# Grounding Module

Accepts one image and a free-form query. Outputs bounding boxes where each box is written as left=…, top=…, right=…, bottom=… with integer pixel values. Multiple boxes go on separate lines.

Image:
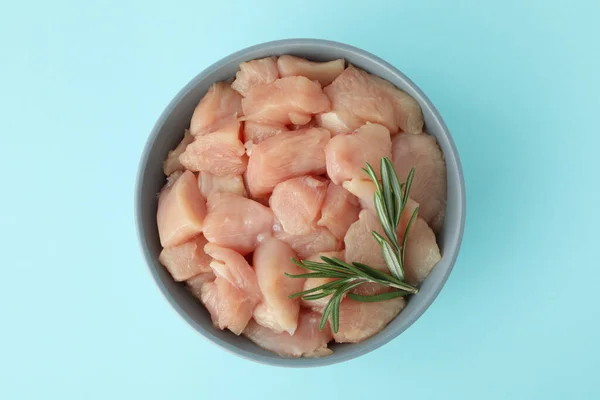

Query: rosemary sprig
left=363, top=158, right=419, bottom=281
left=287, top=157, right=420, bottom=333
left=286, top=256, right=418, bottom=332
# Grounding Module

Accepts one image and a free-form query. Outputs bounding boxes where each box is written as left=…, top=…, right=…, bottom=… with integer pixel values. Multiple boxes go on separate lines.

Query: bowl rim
left=135, top=38, right=466, bottom=367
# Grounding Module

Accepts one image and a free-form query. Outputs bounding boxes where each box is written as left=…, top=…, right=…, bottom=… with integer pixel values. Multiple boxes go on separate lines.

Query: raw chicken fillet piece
left=203, top=192, right=273, bottom=255
left=392, top=133, right=447, bottom=233
left=242, top=76, right=330, bottom=125
left=253, top=238, right=305, bottom=334
left=186, top=271, right=216, bottom=300
left=340, top=207, right=390, bottom=297
left=231, top=57, right=279, bottom=97
left=243, top=310, right=333, bottom=358
left=333, top=297, right=406, bottom=343
left=325, top=123, right=392, bottom=185
left=201, top=278, right=255, bottom=336
left=189, top=82, right=243, bottom=135
left=270, top=176, right=328, bottom=235
left=199, top=244, right=261, bottom=335
left=246, top=128, right=330, bottom=197
left=179, top=121, right=247, bottom=176
left=274, top=222, right=342, bottom=259
left=342, top=179, right=377, bottom=214
left=277, top=55, right=345, bottom=87
left=396, top=200, right=442, bottom=285
left=204, top=243, right=261, bottom=301
left=317, top=183, right=361, bottom=240
left=322, top=65, right=423, bottom=134
left=345, top=199, right=441, bottom=286
left=344, top=210, right=388, bottom=271
left=315, top=111, right=353, bottom=136
left=158, top=235, right=212, bottom=281
left=156, top=170, right=207, bottom=247
left=163, top=130, right=194, bottom=176
left=243, top=121, right=289, bottom=144
left=198, top=171, right=247, bottom=198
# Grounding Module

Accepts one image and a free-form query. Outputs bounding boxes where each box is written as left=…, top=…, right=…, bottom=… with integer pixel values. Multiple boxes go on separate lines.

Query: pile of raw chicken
left=156, top=55, right=447, bottom=358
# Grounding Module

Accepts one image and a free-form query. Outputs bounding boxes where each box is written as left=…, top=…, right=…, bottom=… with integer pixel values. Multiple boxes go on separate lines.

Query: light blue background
left=1, top=1, right=599, bottom=399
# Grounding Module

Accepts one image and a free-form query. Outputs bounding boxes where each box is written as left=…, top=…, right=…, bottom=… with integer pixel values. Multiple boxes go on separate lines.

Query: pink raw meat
left=246, top=128, right=330, bottom=197
left=290, top=118, right=319, bottom=131
left=270, top=176, right=328, bottom=235
left=396, top=199, right=442, bottom=285
left=204, top=243, right=261, bottom=301
left=322, top=65, right=423, bottom=134
left=392, top=133, right=447, bottom=232
left=197, top=171, right=247, bottom=198
left=344, top=210, right=388, bottom=272
left=189, top=82, right=243, bottom=135
left=243, top=310, right=333, bottom=358
left=243, top=121, right=289, bottom=144
left=203, top=192, right=273, bottom=255
left=252, top=238, right=305, bottom=334
left=242, top=76, right=330, bottom=125
left=186, top=271, right=216, bottom=300
left=158, top=235, right=212, bottom=281
left=333, top=297, right=406, bottom=343
left=201, top=278, right=255, bottom=336
left=317, top=183, right=361, bottom=240
left=179, top=121, right=247, bottom=176
left=342, top=179, right=377, bottom=214
left=156, top=170, right=207, bottom=247
left=199, top=243, right=261, bottom=335
left=231, top=57, right=279, bottom=97
left=315, top=111, right=354, bottom=135
left=274, top=222, right=342, bottom=259
left=277, top=56, right=345, bottom=87
left=325, top=123, right=392, bottom=185
left=163, top=130, right=194, bottom=176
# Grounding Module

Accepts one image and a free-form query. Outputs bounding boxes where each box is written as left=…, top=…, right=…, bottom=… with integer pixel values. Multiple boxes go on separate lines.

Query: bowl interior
left=136, top=39, right=465, bottom=367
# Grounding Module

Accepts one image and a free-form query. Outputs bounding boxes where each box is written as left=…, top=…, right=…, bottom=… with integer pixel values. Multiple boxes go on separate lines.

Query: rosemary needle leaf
left=350, top=262, right=419, bottom=293
left=351, top=262, right=404, bottom=285
left=319, top=297, right=335, bottom=330
left=348, top=290, right=409, bottom=302
left=292, top=263, right=349, bottom=275
left=320, top=257, right=362, bottom=273
left=291, top=258, right=349, bottom=275
left=284, top=272, right=347, bottom=279
left=362, top=163, right=382, bottom=192
left=331, top=294, right=341, bottom=333
left=374, top=193, right=397, bottom=248
left=401, top=206, right=419, bottom=267
left=386, top=159, right=404, bottom=226
left=402, top=167, right=416, bottom=207
left=319, top=256, right=352, bottom=269
left=380, top=158, right=395, bottom=219
left=302, top=292, right=334, bottom=301
left=329, top=280, right=366, bottom=332
left=286, top=279, right=346, bottom=299
left=380, top=238, right=404, bottom=281
left=321, top=257, right=374, bottom=281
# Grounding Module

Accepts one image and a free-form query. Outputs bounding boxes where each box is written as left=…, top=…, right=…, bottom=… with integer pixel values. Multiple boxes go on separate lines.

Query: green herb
left=363, top=158, right=419, bottom=281
left=287, top=157, right=419, bottom=333
left=287, top=256, right=418, bottom=332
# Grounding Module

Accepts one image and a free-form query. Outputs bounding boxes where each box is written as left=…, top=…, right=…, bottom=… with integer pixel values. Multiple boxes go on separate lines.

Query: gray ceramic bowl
left=135, top=39, right=465, bottom=367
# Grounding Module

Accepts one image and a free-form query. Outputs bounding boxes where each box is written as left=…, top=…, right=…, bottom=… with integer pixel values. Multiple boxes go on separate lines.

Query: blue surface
left=1, top=1, right=599, bottom=399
